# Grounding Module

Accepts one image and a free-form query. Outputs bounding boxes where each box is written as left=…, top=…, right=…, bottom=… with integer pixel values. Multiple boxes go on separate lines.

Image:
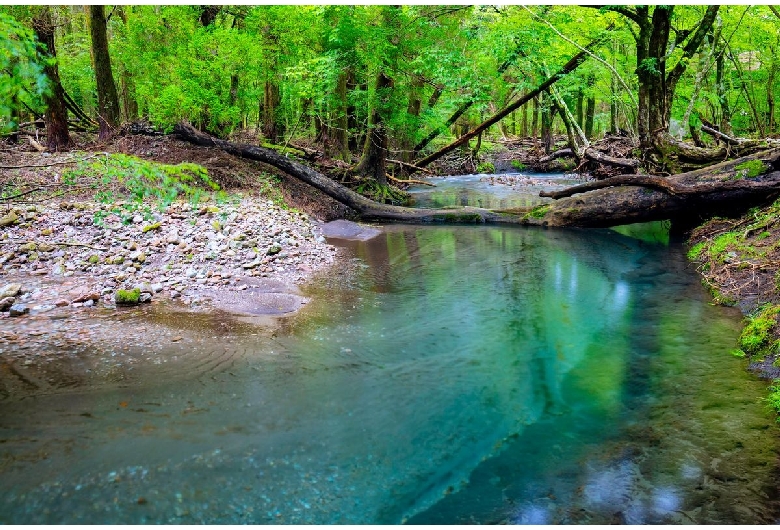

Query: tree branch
left=666, top=5, right=720, bottom=91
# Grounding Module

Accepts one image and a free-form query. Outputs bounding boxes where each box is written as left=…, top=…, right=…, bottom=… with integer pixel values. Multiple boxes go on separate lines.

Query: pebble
left=0, top=196, right=337, bottom=312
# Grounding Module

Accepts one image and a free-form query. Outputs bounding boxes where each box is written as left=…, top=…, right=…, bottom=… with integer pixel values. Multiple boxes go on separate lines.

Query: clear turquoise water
left=1, top=223, right=779, bottom=524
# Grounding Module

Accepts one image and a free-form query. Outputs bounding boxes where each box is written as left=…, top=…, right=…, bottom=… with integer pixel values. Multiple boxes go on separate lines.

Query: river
left=1, top=173, right=779, bottom=524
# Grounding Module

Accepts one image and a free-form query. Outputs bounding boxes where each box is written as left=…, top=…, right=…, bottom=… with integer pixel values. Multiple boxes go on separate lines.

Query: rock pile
left=0, top=196, right=338, bottom=315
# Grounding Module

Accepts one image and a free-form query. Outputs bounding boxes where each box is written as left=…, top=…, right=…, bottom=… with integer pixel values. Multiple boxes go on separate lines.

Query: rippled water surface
left=1, top=196, right=780, bottom=523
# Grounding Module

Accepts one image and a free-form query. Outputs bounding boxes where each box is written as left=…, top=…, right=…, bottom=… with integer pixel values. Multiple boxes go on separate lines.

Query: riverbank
left=686, top=198, right=780, bottom=409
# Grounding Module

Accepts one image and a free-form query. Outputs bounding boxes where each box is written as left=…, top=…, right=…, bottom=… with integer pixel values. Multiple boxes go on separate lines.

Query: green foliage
left=476, top=161, right=496, bottom=174
left=0, top=12, right=50, bottom=131
left=510, top=160, right=526, bottom=171
left=62, top=154, right=221, bottom=218
left=765, top=381, right=780, bottom=417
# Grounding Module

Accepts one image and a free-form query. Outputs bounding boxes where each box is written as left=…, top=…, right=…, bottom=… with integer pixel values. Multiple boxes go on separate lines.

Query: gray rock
left=139, top=293, right=153, bottom=303
left=151, top=283, right=164, bottom=293
left=0, top=283, right=22, bottom=298
left=135, top=283, right=153, bottom=294
left=9, top=304, right=29, bottom=317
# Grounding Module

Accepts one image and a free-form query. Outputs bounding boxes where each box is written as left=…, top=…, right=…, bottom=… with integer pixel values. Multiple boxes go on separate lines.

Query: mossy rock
left=0, top=211, right=19, bottom=227
left=115, top=288, right=141, bottom=305
left=739, top=304, right=780, bottom=360
left=141, top=222, right=161, bottom=233
left=88, top=255, right=100, bottom=264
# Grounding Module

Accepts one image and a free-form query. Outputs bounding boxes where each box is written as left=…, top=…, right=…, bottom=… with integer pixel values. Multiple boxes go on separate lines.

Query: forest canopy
left=1, top=5, right=779, bottom=170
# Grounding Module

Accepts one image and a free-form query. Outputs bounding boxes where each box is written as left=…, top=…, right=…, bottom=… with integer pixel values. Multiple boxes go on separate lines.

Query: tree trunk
left=576, top=88, right=584, bottom=129
left=89, top=5, right=120, bottom=140
left=263, top=81, right=283, bottom=143
left=532, top=96, right=539, bottom=149
left=354, top=72, right=393, bottom=186
left=610, top=73, right=618, bottom=134
left=538, top=149, right=780, bottom=227
left=541, top=95, right=554, bottom=155
left=403, top=76, right=424, bottom=163
left=333, top=69, right=350, bottom=162
left=715, top=46, right=733, bottom=136
left=32, top=7, right=70, bottom=151
left=585, top=91, right=596, bottom=139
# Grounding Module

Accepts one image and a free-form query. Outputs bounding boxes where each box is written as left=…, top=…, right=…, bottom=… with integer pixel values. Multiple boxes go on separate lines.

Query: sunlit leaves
left=0, top=12, right=49, bottom=130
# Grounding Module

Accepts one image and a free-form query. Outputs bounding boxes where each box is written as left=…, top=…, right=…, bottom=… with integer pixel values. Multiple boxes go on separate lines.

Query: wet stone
left=8, top=304, right=29, bottom=317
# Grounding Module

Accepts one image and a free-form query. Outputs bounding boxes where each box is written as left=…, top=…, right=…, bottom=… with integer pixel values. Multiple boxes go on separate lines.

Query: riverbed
left=1, top=174, right=778, bottom=524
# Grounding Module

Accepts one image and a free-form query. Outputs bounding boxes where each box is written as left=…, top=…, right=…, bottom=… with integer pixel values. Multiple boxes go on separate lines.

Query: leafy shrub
left=64, top=153, right=221, bottom=210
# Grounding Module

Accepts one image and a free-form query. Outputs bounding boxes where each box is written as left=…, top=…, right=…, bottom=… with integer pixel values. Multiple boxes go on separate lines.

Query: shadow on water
left=1, top=210, right=779, bottom=523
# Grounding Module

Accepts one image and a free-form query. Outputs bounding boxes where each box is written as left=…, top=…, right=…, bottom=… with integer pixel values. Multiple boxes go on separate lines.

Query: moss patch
left=736, top=304, right=780, bottom=360
left=734, top=160, right=769, bottom=179
left=522, top=204, right=551, bottom=221
left=115, top=288, right=141, bottom=305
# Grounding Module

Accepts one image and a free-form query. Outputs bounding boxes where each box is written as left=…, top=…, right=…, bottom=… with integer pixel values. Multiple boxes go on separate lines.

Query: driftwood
left=387, top=175, right=435, bottom=187
left=539, top=146, right=639, bottom=169
left=174, top=122, right=780, bottom=229
left=174, top=122, right=506, bottom=223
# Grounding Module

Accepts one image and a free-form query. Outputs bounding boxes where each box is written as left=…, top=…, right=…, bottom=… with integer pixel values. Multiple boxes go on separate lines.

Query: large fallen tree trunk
left=535, top=149, right=780, bottom=227
left=174, top=122, right=780, bottom=229
left=173, top=122, right=515, bottom=224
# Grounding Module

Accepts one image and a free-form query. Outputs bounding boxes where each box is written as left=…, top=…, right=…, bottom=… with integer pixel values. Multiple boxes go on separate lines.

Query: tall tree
left=88, top=4, right=120, bottom=139
left=599, top=5, right=720, bottom=150
left=32, top=7, right=70, bottom=150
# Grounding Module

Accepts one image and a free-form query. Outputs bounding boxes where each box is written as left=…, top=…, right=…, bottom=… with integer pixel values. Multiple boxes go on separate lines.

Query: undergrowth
left=687, top=199, right=780, bottom=418
left=64, top=153, right=221, bottom=207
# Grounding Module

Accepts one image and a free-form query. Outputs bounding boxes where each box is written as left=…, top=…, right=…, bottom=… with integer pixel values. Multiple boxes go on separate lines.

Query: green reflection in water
left=0, top=225, right=778, bottom=524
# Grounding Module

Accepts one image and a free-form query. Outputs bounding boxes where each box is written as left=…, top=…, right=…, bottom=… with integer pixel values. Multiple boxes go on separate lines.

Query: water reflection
left=1, top=224, right=779, bottom=524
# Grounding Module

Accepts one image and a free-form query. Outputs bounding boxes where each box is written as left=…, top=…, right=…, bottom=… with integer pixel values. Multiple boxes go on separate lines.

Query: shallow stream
left=1, top=174, right=779, bottom=524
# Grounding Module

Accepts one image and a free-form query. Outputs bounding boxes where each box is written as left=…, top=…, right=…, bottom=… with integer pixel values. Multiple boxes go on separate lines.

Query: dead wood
left=175, top=122, right=780, bottom=229
left=538, top=149, right=780, bottom=227
left=387, top=174, right=435, bottom=187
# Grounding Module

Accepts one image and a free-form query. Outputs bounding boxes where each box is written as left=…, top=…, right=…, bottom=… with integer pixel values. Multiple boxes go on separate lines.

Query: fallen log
left=539, top=147, right=639, bottom=170
left=536, top=149, right=780, bottom=227
left=174, top=122, right=512, bottom=224
left=174, top=122, right=780, bottom=229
